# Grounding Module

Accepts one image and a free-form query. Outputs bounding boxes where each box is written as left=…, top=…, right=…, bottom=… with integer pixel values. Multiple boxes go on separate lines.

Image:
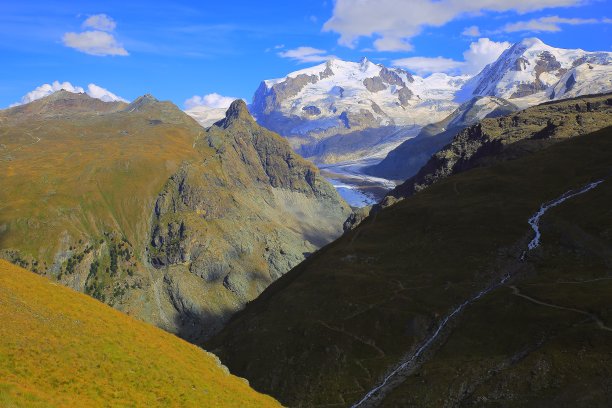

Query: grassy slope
left=0, top=259, right=280, bottom=407
left=382, top=168, right=612, bottom=406
left=0, top=110, right=202, bottom=261
left=209, top=126, right=612, bottom=407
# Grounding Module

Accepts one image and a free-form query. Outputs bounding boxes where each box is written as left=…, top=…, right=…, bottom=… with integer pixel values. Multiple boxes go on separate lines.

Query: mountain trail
left=510, top=285, right=612, bottom=332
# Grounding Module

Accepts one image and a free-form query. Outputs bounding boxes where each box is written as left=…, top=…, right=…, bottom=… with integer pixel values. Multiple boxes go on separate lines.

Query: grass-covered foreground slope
left=209, top=126, right=612, bottom=407
left=0, top=259, right=280, bottom=407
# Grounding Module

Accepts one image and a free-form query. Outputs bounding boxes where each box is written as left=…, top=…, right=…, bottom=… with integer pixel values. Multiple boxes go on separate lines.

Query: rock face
left=208, top=122, right=612, bottom=407
left=367, top=96, right=519, bottom=181
left=0, top=93, right=349, bottom=341
left=386, top=93, right=612, bottom=203
left=149, top=100, right=351, bottom=339
left=251, top=58, right=469, bottom=164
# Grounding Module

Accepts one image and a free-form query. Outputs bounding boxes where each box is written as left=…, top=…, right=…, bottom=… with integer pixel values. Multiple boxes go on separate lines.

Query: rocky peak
left=213, top=99, right=254, bottom=129
left=124, top=94, right=159, bottom=112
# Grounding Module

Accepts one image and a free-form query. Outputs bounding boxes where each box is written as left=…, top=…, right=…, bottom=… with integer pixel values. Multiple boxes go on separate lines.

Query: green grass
left=0, top=259, right=280, bottom=407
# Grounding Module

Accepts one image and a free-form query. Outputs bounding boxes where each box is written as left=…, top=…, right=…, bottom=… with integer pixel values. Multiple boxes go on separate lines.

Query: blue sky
left=0, top=0, right=610, bottom=108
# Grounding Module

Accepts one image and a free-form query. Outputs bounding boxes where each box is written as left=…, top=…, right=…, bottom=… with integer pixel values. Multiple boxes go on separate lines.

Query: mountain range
left=246, top=38, right=611, bottom=167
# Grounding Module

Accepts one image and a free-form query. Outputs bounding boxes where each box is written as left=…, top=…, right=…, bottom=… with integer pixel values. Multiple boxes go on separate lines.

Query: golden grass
left=0, top=112, right=207, bottom=262
left=0, top=259, right=280, bottom=407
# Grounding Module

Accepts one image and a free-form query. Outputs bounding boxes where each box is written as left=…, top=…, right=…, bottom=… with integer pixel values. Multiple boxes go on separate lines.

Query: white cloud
left=10, top=81, right=127, bottom=107
left=63, top=31, right=128, bottom=56
left=392, top=38, right=510, bottom=75
left=392, top=56, right=464, bottom=75
left=462, top=37, right=511, bottom=74
left=85, top=83, right=127, bottom=102
left=63, top=14, right=128, bottom=56
left=184, top=93, right=239, bottom=110
left=502, top=15, right=603, bottom=32
left=323, top=0, right=585, bottom=51
left=277, top=46, right=336, bottom=63
left=462, top=25, right=481, bottom=37
left=82, top=14, right=117, bottom=32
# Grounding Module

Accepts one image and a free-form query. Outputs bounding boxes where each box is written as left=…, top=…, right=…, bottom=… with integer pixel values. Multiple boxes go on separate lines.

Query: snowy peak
left=463, top=37, right=612, bottom=105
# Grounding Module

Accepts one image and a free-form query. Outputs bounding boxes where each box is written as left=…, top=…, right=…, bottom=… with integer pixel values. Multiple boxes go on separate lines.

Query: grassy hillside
left=209, top=126, right=612, bottom=406
left=0, top=93, right=348, bottom=340
left=0, top=259, right=280, bottom=407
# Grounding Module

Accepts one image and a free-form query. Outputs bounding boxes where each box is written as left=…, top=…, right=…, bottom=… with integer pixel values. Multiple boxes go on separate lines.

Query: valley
left=2, top=17, right=612, bottom=407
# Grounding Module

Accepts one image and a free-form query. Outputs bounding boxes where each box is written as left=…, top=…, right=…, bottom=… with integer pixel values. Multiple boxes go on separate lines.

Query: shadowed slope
left=209, top=126, right=612, bottom=407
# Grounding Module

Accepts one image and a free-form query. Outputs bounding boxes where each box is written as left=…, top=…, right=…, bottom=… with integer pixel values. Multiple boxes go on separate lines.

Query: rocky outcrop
left=148, top=100, right=351, bottom=340
left=363, top=76, right=387, bottom=93
left=386, top=93, right=612, bottom=203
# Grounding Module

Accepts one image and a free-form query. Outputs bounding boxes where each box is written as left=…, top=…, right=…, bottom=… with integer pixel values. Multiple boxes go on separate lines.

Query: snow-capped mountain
left=251, top=58, right=469, bottom=163
left=251, top=39, right=611, bottom=165
left=459, top=38, right=612, bottom=107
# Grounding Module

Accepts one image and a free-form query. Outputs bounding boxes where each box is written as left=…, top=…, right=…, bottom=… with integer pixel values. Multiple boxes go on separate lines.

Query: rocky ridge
left=366, top=96, right=520, bottom=181
left=385, top=93, right=612, bottom=205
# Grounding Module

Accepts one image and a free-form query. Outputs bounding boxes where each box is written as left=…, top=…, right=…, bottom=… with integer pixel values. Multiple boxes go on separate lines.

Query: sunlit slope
left=0, top=260, right=280, bottom=407
left=0, top=93, right=201, bottom=262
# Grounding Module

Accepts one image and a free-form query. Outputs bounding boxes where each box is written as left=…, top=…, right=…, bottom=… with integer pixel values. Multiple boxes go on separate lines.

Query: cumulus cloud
left=10, top=81, right=127, bottom=107
left=462, top=26, right=481, bottom=37
left=392, top=38, right=510, bottom=76
left=277, top=46, right=336, bottom=63
left=323, top=0, right=585, bottom=51
left=502, top=15, right=604, bottom=32
left=82, top=14, right=117, bottom=32
left=461, top=38, right=511, bottom=74
left=63, top=14, right=128, bottom=56
left=184, top=93, right=239, bottom=110
left=63, top=31, right=128, bottom=56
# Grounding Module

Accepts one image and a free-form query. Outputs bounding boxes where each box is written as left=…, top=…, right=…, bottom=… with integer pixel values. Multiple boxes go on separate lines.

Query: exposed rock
left=302, top=105, right=322, bottom=116
left=363, top=76, right=387, bottom=93
left=397, top=87, right=413, bottom=107
left=380, top=66, right=407, bottom=87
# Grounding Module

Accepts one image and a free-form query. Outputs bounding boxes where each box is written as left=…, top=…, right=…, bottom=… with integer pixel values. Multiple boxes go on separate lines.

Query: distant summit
left=460, top=37, right=612, bottom=106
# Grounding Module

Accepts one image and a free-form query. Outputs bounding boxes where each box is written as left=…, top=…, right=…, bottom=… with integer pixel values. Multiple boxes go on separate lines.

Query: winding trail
left=351, top=179, right=605, bottom=408
left=509, top=285, right=612, bottom=332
